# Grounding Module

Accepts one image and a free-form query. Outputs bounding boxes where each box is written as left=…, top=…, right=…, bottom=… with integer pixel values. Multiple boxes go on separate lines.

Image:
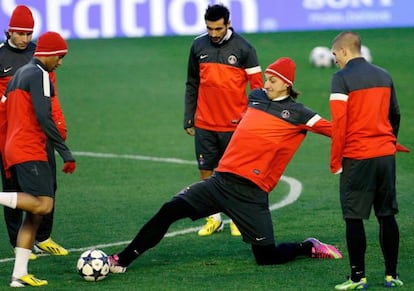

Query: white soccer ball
left=309, top=46, right=334, bottom=68
left=77, top=249, right=110, bottom=282
left=361, top=45, right=372, bottom=63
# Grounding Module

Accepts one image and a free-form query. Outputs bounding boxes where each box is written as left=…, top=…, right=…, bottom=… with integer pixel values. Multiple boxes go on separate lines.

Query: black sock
left=300, top=241, right=313, bottom=256
left=378, top=215, right=399, bottom=277
left=252, top=242, right=308, bottom=265
left=117, top=197, right=197, bottom=267
left=346, top=218, right=366, bottom=281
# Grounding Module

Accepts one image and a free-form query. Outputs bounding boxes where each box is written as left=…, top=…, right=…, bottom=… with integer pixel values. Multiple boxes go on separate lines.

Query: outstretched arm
left=302, top=114, right=332, bottom=137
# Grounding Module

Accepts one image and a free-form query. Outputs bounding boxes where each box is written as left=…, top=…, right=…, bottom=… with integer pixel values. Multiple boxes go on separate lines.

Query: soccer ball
left=309, top=46, right=334, bottom=68
left=361, top=45, right=372, bottom=63
left=77, top=249, right=110, bottom=282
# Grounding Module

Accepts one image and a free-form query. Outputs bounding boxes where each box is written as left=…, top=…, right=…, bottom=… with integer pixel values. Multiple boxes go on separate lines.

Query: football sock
left=13, top=247, right=31, bottom=278
left=345, top=218, right=366, bottom=281
left=252, top=242, right=308, bottom=265
left=119, top=197, right=197, bottom=266
left=378, top=215, right=399, bottom=277
left=0, top=192, right=17, bottom=209
left=300, top=241, right=314, bottom=256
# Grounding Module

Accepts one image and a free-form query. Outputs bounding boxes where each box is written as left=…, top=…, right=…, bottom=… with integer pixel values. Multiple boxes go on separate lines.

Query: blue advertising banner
left=0, top=0, right=413, bottom=39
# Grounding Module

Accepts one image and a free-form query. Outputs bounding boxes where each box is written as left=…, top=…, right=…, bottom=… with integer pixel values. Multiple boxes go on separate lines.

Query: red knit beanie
left=34, top=31, right=68, bottom=57
left=8, top=5, right=34, bottom=33
left=265, top=57, right=296, bottom=86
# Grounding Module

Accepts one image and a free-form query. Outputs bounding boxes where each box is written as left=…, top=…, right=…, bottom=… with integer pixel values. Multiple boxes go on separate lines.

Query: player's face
left=264, top=74, right=289, bottom=99
left=42, top=55, right=65, bottom=72
left=9, top=31, right=33, bottom=50
left=331, top=45, right=346, bottom=68
left=206, top=18, right=230, bottom=44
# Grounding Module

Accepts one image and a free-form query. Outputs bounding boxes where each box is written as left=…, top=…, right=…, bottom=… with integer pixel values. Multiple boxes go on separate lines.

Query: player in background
left=329, top=31, right=406, bottom=290
left=0, top=5, right=69, bottom=260
left=0, top=31, right=76, bottom=287
left=108, top=57, right=342, bottom=276
left=184, top=4, right=263, bottom=237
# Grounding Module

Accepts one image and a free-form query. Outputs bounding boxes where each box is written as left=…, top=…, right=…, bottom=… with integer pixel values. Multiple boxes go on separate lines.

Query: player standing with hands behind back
left=329, top=31, right=405, bottom=290
left=184, top=4, right=263, bottom=236
left=0, top=31, right=76, bottom=287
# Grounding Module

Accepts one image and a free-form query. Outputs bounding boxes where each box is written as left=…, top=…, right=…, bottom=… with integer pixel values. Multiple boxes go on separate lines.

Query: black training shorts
left=194, top=128, right=233, bottom=171
left=11, top=161, right=54, bottom=197
left=340, top=155, right=398, bottom=219
left=177, top=172, right=275, bottom=245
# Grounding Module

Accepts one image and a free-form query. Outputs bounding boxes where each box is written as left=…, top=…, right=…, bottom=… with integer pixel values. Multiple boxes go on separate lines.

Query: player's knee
left=32, top=206, right=52, bottom=215
left=32, top=198, right=54, bottom=215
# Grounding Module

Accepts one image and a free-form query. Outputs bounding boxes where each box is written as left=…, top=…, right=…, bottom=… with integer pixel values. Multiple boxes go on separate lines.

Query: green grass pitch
left=0, top=27, right=412, bottom=290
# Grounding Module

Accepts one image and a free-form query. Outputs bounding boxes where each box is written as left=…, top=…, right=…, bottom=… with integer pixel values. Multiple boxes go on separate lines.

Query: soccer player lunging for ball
left=108, top=57, right=342, bottom=275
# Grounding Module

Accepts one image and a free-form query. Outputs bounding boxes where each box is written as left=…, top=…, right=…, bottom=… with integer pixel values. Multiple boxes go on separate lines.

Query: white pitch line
left=73, top=151, right=197, bottom=165
left=0, top=151, right=302, bottom=263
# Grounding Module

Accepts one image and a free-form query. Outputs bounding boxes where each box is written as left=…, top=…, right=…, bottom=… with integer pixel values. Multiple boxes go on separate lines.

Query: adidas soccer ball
left=361, top=45, right=372, bottom=63
left=77, top=249, right=110, bottom=282
left=309, top=46, right=334, bottom=68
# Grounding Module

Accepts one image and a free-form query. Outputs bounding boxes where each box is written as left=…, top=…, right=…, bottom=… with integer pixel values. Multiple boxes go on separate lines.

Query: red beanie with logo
left=265, top=57, right=296, bottom=86
left=8, top=5, right=34, bottom=33
left=34, top=31, right=68, bottom=57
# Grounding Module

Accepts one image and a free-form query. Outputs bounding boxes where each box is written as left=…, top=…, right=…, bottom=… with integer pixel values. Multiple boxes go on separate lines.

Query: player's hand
left=62, top=161, right=76, bottom=174
left=396, top=143, right=410, bottom=153
left=185, top=127, right=195, bottom=136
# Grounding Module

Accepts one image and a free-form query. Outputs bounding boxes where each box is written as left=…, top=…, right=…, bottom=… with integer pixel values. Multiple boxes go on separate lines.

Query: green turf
left=0, top=27, right=412, bottom=290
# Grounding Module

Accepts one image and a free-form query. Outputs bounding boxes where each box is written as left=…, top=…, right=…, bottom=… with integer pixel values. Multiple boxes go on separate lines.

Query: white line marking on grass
left=73, top=151, right=197, bottom=165
left=0, top=151, right=302, bottom=263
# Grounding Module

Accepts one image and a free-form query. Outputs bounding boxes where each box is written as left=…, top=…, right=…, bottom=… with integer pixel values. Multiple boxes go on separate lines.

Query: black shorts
left=0, top=154, right=19, bottom=191
left=11, top=161, right=54, bottom=197
left=194, top=128, right=233, bottom=170
left=176, top=172, right=274, bottom=245
left=340, top=156, right=398, bottom=219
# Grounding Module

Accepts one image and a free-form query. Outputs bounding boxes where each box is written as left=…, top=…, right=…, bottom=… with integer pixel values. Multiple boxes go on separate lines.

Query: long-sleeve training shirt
left=0, top=40, right=35, bottom=95
left=217, top=88, right=331, bottom=193
left=0, top=41, right=67, bottom=170
left=2, top=58, right=73, bottom=168
left=329, top=57, right=400, bottom=173
left=184, top=28, right=263, bottom=132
